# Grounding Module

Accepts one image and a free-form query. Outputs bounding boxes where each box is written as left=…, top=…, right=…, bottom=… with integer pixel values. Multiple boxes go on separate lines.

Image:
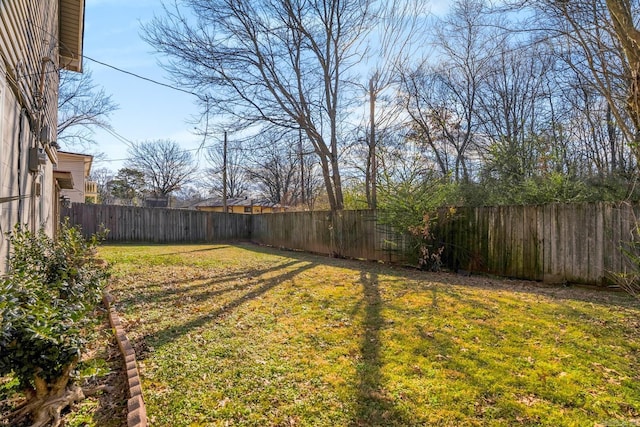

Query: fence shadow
left=117, top=259, right=303, bottom=309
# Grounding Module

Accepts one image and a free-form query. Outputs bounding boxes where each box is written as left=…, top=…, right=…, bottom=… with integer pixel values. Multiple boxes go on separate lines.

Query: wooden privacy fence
left=62, top=204, right=251, bottom=243
left=63, top=202, right=640, bottom=285
left=434, top=202, right=639, bottom=284
left=251, top=210, right=407, bottom=262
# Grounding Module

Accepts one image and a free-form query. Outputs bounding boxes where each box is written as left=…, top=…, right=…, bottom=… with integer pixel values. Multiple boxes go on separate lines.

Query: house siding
left=56, top=152, right=89, bottom=204
left=196, top=205, right=277, bottom=214
left=0, top=1, right=63, bottom=271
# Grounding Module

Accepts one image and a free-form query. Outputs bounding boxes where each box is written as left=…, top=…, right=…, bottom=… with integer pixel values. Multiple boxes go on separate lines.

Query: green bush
left=378, top=178, right=455, bottom=269
left=0, top=221, right=108, bottom=398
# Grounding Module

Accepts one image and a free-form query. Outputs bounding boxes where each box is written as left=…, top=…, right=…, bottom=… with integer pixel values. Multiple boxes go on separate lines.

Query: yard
left=101, top=243, right=640, bottom=426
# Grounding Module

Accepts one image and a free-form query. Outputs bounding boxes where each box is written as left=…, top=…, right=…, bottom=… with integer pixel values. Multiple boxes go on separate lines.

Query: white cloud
left=430, top=0, right=451, bottom=16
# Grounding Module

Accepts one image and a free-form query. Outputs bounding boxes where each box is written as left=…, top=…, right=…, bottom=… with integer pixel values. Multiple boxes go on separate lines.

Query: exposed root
left=7, top=382, right=112, bottom=427
left=82, top=384, right=114, bottom=397
left=7, top=384, right=85, bottom=427
left=2, top=396, right=28, bottom=412
left=27, top=385, right=85, bottom=427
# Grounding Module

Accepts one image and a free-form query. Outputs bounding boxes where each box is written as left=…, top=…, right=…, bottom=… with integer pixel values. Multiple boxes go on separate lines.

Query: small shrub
left=0, top=221, right=108, bottom=426
left=408, top=212, right=447, bottom=271
left=378, top=178, right=455, bottom=270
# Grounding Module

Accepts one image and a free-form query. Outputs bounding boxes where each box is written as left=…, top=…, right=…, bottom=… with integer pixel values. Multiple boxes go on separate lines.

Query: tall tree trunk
left=331, top=152, right=344, bottom=210
left=606, top=0, right=640, bottom=161
left=369, top=75, right=378, bottom=209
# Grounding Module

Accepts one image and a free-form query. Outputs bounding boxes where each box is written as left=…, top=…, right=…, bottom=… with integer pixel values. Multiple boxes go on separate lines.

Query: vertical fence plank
left=603, top=203, right=615, bottom=279
left=514, top=206, right=524, bottom=279
left=502, top=206, right=512, bottom=277
left=570, top=204, right=583, bottom=282
left=592, top=202, right=604, bottom=284
left=537, top=204, right=547, bottom=282
left=522, top=206, right=533, bottom=280
left=612, top=203, right=623, bottom=275
left=548, top=204, right=557, bottom=281
left=490, top=206, right=499, bottom=275
left=619, top=203, right=636, bottom=274
left=556, top=204, right=567, bottom=282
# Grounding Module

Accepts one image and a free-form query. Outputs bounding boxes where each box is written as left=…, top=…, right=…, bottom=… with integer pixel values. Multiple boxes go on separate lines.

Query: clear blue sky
left=82, top=0, right=450, bottom=174
left=83, top=0, right=203, bottom=172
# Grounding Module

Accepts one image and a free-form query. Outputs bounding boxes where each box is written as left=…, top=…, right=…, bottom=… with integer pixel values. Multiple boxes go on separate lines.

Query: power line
left=69, top=55, right=213, bottom=163
left=102, top=127, right=137, bottom=147
left=82, top=55, right=203, bottom=99
left=25, top=16, right=203, bottom=99
left=23, top=18, right=218, bottom=166
left=93, top=141, right=219, bottom=164
left=24, top=17, right=201, bottom=99
left=55, top=43, right=292, bottom=165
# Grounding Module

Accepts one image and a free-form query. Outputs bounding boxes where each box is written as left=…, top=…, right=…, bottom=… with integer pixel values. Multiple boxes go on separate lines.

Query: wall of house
left=198, top=206, right=245, bottom=214
left=196, top=206, right=224, bottom=213
left=197, top=205, right=276, bottom=214
left=57, top=154, right=87, bottom=203
left=0, top=1, right=60, bottom=271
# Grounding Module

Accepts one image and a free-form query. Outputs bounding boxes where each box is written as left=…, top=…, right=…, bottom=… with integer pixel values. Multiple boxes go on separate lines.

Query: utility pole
left=222, top=131, right=228, bottom=213
left=369, top=74, right=378, bottom=210
left=299, top=128, right=305, bottom=207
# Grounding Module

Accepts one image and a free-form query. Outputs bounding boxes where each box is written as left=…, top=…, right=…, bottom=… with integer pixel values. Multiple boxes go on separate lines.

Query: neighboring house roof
left=59, top=0, right=85, bottom=72
left=56, top=151, right=93, bottom=176
left=193, top=198, right=282, bottom=209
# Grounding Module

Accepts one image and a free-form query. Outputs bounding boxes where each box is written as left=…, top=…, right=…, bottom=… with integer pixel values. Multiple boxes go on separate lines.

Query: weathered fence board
left=62, top=204, right=251, bottom=243
left=432, top=202, right=640, bottom=284
left=63, top=202, right=640, bottom=285
left=251, top=210, right=404, bottom=262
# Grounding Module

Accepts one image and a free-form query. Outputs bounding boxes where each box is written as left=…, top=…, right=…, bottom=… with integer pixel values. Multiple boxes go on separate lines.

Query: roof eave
left=59, top=0, right=85, bottom=73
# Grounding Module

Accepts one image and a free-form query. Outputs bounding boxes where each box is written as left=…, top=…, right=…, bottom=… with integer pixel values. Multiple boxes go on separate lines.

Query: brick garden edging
left=103, top=293, right=148, bottom=427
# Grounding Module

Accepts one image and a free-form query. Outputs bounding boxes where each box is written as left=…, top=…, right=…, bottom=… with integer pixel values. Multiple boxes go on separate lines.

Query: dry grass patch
left=101, top=243, right=640, bottom=426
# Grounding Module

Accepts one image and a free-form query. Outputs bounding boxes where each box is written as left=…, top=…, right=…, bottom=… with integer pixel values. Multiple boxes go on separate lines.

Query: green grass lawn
left=101, top=243, right=640, bottom=426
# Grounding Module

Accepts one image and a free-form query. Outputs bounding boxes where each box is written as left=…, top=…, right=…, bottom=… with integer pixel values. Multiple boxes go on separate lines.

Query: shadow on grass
left=241, top=243, right=640, bottom=309
left=118, top=259, right=303, bottom=310
left=352, top=270, right=409, bottom=427
left=154, top=246, right=233, bottom=257
left=106, top=243, right=640, bottom=424
left=137, top=259, right=316, bottom=351
left=108, top=241, right=640, bottom=309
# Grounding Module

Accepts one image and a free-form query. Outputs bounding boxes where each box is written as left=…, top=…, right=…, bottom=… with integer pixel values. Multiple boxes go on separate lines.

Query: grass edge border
left=103, top=292, right=148, bottom=427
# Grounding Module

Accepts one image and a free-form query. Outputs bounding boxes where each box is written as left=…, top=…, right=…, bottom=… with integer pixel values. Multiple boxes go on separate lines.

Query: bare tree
left=245, top=131, right=302, bottom=206
left=400, top=0, right=506, bottom=183
left=474, top=41, right=557, bottom=183
left=109, top=168, right=147, bottom=206
left=561, top=77, right=634, bottom=176
left=89, top=167, right=115, bottom=204
left=400, top=68, right=458, bottom=178
left=57, top=69, right=118, bottom=149
left=604, top=0, right=640, bottom=146
left=359, top=0, right=428, bottom=209
left=142, top=0, right=386, bottom=211
left=125, top=139, right=197, bottom=199
left=511, top=0, right=640, bottom=163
